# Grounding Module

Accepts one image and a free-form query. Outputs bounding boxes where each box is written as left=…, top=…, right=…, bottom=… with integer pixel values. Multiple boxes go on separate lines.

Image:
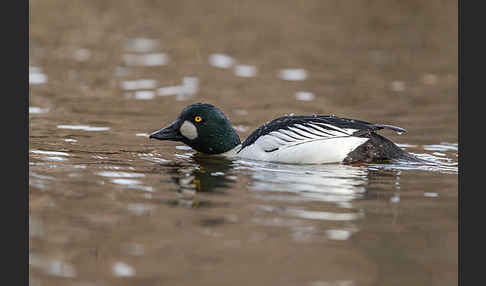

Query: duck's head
left=149, top=103, right=241, bottom=154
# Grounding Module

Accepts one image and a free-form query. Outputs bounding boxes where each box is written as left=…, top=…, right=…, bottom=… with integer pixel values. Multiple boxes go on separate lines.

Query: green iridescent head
left=149, top=103, right=241, bottom=154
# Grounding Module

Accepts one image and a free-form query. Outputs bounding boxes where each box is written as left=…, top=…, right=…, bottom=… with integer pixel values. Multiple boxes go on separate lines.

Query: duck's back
left=236, top=114, right=412, bottom=164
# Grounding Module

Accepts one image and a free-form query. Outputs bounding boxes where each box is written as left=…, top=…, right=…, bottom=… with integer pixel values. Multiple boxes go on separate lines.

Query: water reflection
left=30, top=149, right=71, bottom=163
left=73, top=48, right=91, bottom=62
left=296, top=91, right=315, bottom=101
left=164, top=155, right=237, bottom=194
left=234, top=64, right=257, bottom=78
left=278, top=68, right=308, bottom=81
left=56, top=125, right=110, bottom=131
left=155, top=153, right=410, bottom=216
left=96, top=170, right=154, bottom=192
left=157, top=76, right=199, bottom=100
left=157, top=156, right=374, bottom=241
left=370, top=151, right=458, bottom=174
left=112, top=262, right=135, bottom=277
left=237, top=161, right=368, bottom=203
left=209, top=53, right=235, bottom=69
left=30, top=254, right=77, bottom=278
left=143, top=156, right=236, bottom=210
left=121, top=79, right=156, bottom=90
left=233, top=160, right=407, bottom=242
left=29, top=107, right=49, bottom=114
left=124, top=37, right=158, bottom=53
left=123, top=37, right=168, bottom=67
left=123, top=53, right=168, bottom=66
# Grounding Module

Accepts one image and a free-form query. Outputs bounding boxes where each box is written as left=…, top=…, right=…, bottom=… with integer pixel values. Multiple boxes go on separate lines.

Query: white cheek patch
left=180, top=120, right=198, bottom=140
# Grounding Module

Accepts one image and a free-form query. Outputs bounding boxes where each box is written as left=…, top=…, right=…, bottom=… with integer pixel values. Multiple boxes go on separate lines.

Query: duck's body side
left=235, top=135, right=369, bottom=164
left=149, top=103, right=415, bottom=164
left=233, top=114, right=411, bottom=164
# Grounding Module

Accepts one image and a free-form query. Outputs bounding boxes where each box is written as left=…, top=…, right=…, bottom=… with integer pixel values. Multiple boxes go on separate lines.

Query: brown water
left=29, top=0, right=458, bottom=285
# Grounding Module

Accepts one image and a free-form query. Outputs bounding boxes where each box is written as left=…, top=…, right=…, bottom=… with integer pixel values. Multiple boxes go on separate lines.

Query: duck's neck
left=212, top=127, right=241, bottom=154
left=218, top=144, right=242, bottom=158
left=187, top=125, right=241, bottom=155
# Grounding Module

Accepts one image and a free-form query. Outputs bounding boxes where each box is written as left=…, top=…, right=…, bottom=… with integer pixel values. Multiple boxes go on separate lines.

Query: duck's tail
left=372, top=124, right=407, bottom=134
left=343, top=133, right=420, bottom=164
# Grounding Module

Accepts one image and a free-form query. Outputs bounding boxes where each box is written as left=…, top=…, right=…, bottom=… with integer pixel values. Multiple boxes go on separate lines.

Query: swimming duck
left=149, top=102, right=414, bottom=164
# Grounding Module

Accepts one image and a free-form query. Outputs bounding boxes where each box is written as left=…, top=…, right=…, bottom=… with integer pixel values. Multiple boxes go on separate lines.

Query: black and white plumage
left=149, top=103, right=415, bottom=164
left=236, top=115, right=411, bottom=164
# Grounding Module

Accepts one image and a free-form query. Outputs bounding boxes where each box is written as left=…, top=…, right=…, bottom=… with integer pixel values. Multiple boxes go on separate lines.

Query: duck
left=149, top=102, right=415, bottom=164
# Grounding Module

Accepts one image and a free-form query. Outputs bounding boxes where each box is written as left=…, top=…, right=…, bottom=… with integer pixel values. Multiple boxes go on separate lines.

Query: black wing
left=240, top=115, right=406, bottom=151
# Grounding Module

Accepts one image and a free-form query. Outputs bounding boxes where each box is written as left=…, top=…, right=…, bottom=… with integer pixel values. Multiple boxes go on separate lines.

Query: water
left=30, top=0, right=457, bottom=285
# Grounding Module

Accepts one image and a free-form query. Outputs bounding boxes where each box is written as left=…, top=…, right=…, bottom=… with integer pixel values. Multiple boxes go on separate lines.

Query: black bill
left=149, top=120, right=183, bottom=141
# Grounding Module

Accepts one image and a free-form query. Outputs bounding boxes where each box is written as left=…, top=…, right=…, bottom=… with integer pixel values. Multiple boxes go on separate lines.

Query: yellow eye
left=194, top=116, right=203, bottom=122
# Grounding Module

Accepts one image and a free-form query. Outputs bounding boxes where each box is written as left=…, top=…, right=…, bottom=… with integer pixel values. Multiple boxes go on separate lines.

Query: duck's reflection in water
left=162, top=155, right=402, bottom=206
left=161, top=155, right=237, bottom=208
left=236, top=161, right=369, bottom=204
left=235, top=160, right=402, bottom=241
left=160, top=154, right=403, bottom=240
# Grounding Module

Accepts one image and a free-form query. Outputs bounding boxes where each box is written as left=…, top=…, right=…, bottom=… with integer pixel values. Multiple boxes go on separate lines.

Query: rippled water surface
left=30, top=1, right=457, bottom=285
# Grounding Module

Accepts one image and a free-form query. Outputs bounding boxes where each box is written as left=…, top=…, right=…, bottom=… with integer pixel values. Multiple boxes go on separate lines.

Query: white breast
left=236, top=135, right=369, bottom=164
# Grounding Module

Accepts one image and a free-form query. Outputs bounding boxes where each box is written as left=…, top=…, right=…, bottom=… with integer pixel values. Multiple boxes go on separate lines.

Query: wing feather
left=293, top=124, right=331, bottom=138
left=278, top=128, right=309, bottom=140
left=302, top=122, right=341, bottom=136
left=268, top=131, right=295, bottom=142
left=239, top=114, right=406, bottom=154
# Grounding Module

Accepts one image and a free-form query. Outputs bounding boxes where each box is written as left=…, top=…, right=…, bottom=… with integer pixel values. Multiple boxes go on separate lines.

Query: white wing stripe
left=288, top=126, right=320, bottom=139
left=268, top=132, right=293, bottom=144
left=294, top=124, right=336, bottom=138
left=252, top=120, right=367, bottom=154
left=278, top=128, right=309, bottom=140
left=305, top=122, right=343, bottom=137
left=312, top=122, right=353, bottom=135
left=303, top=124, right=335, bottom=136
left=269, top=131, right=297, bottom=142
